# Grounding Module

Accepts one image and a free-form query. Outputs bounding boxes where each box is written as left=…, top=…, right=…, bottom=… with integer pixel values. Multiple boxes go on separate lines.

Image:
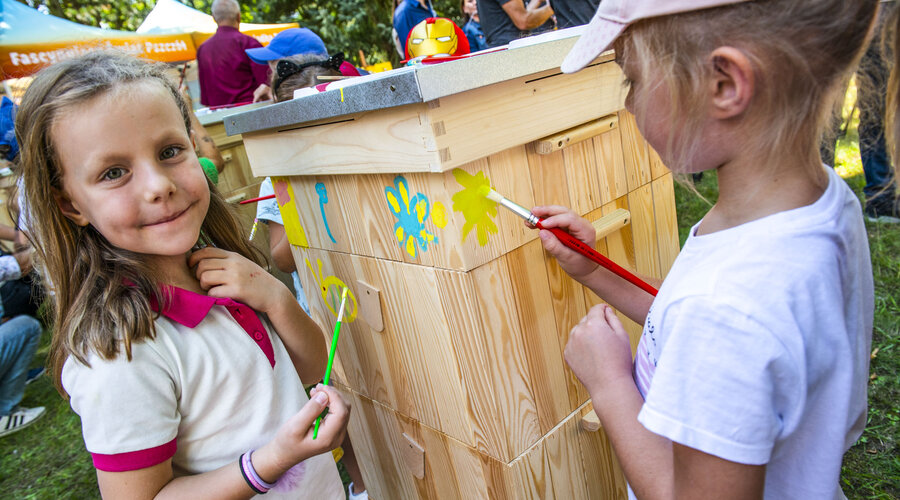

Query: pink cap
left=561, top=0, right=751, bottom=73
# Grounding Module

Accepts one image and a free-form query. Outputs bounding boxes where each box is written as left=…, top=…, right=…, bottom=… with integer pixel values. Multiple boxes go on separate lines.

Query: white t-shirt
left=634, top=167, right=873, bottom=499
left=62, top=286, right=343, bottom=499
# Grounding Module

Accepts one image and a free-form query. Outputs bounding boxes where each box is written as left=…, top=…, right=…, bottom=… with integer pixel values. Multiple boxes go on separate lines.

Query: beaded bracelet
left=239, top=450, right=277, bottom=494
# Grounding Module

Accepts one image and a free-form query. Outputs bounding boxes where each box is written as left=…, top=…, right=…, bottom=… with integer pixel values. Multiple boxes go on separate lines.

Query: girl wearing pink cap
left=540, top=1, right=877, bottom=497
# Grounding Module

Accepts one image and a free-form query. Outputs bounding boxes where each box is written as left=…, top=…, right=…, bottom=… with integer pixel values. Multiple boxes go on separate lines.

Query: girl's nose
left=142, top=163, right=177, bottom=202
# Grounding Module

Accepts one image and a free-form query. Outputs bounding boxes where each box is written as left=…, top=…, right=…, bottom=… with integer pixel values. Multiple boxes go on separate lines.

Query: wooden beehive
left=230, top=32, right=679, bottom=499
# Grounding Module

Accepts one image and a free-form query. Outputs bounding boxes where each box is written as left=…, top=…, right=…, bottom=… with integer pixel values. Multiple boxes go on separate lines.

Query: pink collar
left=155, top=286, right=276, bottom=368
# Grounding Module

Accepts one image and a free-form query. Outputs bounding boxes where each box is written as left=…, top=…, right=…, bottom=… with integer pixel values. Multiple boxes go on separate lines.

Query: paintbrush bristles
left=485, top=188, right=505, bottom=203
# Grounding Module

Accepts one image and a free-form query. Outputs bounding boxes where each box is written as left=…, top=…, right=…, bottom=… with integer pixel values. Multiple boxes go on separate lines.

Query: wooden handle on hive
left=581, top=409, right=601, bottom=432
left=591, top=208, right=630, bottom=240
left=535, top=114, right=618, bottom=154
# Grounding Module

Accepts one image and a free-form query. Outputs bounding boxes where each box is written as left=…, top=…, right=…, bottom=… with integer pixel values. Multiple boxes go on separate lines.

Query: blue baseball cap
left=0, top=97, right=18, bottom=162
left=246, top=28, right=328, bottom=64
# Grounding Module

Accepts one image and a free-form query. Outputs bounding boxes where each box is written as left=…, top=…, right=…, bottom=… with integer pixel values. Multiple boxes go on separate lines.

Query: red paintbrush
left=239, top=194, right=276, bottom=205
left=482, top=186, right=658, bottom=296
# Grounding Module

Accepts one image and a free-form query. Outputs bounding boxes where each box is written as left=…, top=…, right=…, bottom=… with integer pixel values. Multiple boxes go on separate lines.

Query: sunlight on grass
left=835, top=78, right=865, bottom=179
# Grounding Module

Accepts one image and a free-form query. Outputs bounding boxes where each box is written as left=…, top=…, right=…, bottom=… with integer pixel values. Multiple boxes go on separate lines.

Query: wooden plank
left=577, top=403, right=629, bottom=500
left=486, top=146, right=538, bottom=252
left=217, top=144, right=259, bottom=195
left=652, top=173, right=680, bottom=277
left=648, top=143, right=669, bottom=180
left=527, top=144, right=571, bottom=210
left=351, top=173, right=408, bottom=263
left=541, top=238, right=590, bottom=410
left=592, top=126, right=629, bottom=204
left=544, top=414, right=590, bottom=499
left=562, top=138, right=603, bottom=216
left=534, top=114, right=618, bottom=154
left=435, top=270, right=508, bottom=460
left=617, top=111, right=652, bottom=192
left=506, top=240, right=571, bottom=434
left=401, top=433, right=426, bottom=479
left=342, top=388, right=420, bottom=500
left=382, top=173, right=437, bottom=268
left=430, top=62, right=627, bottom=171
left=628, top=183, right=661, bottom=280
left=242, top=104, right=440, bottom=177
left=471, top=257, right=542, bottom=460
left=357, top=280, right=384, bottom=333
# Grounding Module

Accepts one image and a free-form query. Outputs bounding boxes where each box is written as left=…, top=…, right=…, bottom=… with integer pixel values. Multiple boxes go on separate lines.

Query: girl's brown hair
left=15, top=51, right=263, bottom=395
left=619, top=0, right=878, bottom=183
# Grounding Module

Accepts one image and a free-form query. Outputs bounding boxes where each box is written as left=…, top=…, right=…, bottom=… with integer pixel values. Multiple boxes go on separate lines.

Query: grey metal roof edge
left=225, top=69, right=423, bottom=136
left=224, top=26, right=595, bottom=136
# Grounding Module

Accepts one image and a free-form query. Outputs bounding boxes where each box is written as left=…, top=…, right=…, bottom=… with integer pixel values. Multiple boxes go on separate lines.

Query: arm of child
left=533, top=205, right=657, bottom=324
left=95, top=385, right=349, bottom=500
left=501, top=0, right=554, bottom=31
left=189, top=247, right=327, bottom=383
left=567, top=305, right=765, bottom=499
left=267, top=222, right=297, bottom=274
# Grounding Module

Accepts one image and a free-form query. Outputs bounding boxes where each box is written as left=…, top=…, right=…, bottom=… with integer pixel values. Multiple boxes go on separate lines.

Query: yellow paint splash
left=450, top=168, right=498, bottom=246
left=431, top=201, right=448, bottom=228
left=305, top=258, right=358, bottom=323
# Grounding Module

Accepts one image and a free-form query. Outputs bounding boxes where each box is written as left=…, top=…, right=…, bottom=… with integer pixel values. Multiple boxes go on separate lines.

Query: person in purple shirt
left=195, top=0, right=270, bottom=107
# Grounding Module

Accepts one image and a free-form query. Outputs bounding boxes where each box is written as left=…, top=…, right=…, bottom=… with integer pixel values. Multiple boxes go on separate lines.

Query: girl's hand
left=565, top=305, right=633, bottom=393
left=531, top=205, right=599, bottom=280
left=256, top=385, right=351, bottom=476
left=189, top=247, right=288, bottom=314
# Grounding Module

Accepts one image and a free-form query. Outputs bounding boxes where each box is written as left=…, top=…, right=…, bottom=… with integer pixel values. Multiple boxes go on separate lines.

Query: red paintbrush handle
left=239, top=194, right=276, bottom=205
left=538, top=223, right=658, bottom=297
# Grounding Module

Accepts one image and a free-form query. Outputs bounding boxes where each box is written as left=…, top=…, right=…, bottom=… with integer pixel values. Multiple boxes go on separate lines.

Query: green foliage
left=24, top=0, right=463, bottom=67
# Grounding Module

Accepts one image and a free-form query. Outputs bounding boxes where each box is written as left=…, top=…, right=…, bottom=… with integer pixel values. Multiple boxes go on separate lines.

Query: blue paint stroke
left=384, top=175, right=437, bottom=258
left=315, top=182, right=337, bottom=243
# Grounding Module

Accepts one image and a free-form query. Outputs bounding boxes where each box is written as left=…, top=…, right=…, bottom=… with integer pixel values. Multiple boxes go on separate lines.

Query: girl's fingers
left=530, top=205, right=573, bottom=218
left=197, top=269, right=230, bottom=291
left=187, top=246, right=232, bottom=268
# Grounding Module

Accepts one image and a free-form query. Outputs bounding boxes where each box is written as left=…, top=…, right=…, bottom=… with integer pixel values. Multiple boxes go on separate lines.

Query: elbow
left=512, top=18, right=530, bottom=30
left=272, top=253, right=296, bottom=274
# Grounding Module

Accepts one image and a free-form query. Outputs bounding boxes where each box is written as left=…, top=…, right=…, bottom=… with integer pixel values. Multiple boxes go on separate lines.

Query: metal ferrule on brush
left=499, top=198, right=540, bottom=225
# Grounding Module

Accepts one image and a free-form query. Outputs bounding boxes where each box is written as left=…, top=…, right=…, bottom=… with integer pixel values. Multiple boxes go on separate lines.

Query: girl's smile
left=50, top=80, right=210, bottom=272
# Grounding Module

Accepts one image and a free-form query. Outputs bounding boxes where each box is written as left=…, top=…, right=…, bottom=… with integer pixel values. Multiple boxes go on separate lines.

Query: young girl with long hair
left=15, top=51, right=347, bottom=499
left=542, top=0, right=876, bottom=497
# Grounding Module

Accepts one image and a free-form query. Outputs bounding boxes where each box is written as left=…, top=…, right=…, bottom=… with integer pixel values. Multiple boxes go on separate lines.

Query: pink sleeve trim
left=91, top=439, right=177, bottom=472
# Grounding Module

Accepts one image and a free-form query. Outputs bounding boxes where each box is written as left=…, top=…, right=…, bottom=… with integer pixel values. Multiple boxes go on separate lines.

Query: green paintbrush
left=313, top=286, right=348, bottom=439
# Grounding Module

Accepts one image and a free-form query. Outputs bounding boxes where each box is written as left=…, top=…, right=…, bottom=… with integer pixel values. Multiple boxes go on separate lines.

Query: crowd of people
left=2, top=0, right=897, bottom=499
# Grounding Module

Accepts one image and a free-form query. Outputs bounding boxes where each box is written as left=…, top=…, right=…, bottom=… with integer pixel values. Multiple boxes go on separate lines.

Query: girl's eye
left=103, top=167, right=126, bottom=181
left=160, top=146, right=183, bottom=160
left=622, top=77, right=634, bottom=89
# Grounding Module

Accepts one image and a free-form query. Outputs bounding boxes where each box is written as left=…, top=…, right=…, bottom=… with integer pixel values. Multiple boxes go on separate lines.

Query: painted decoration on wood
left=384, top=175, right=438, bottom=258
left=272, top=177, right=309, bottom=247
left=451, top=168, right=498, bottom=246
left=315, top=182, right=337, bottom=243
left=305, top=258, right=358, bottom=323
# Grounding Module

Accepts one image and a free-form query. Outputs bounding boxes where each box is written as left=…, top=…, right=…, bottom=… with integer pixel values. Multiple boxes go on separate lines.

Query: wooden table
left=228, top=29, right=679, bottom=499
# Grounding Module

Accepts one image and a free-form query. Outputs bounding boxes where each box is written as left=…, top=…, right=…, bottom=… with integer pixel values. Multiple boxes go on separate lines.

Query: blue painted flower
left=384, top=175, right=437, bottom=258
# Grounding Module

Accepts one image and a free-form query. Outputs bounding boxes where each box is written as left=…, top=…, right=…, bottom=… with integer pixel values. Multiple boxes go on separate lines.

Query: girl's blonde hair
left=619, top=0, right=878, bottom=181
left=15, top=51, right=263, bottom=395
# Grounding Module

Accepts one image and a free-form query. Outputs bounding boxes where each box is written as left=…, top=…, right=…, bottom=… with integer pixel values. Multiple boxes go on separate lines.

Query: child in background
left=541, top=1, right=876, bottom=498
left=16, top=51, right=347, bottom=499
left=461, top=0, right=489, bottom=52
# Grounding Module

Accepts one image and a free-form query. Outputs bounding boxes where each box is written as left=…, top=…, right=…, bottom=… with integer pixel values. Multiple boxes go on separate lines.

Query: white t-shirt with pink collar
left=62, top=286, right=343, bottom=499
left=633, top=167, right=873, bottom=499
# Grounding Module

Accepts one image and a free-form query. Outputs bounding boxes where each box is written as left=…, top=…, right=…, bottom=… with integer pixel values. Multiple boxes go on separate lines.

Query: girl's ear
left=708, top=46, right=755, bottom=119
left=51, top=187, right=90, bottom=226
